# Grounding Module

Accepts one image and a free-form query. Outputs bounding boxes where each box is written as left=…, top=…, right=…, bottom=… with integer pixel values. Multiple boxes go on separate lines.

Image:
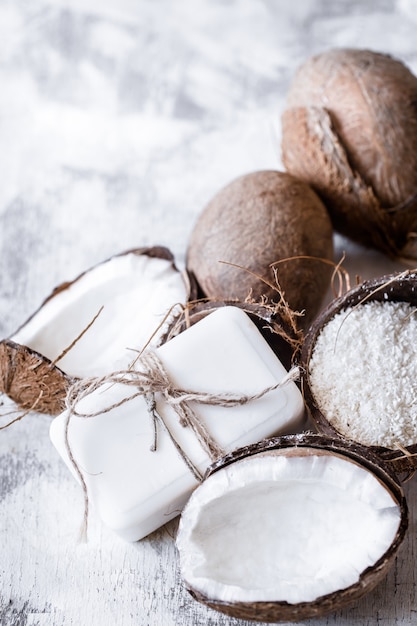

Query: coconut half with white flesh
left=177, top=434, right=408, bottom=623
left=0, top=247, right=193, bottom=415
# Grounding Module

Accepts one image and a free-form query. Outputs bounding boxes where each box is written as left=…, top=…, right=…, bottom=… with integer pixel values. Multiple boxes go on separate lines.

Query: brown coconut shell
left=0, top=340, right=74, bottom=415
left=186, top=170, right=334, bottom=330
left=300, top=271, right=417, bottom=473
left=281, top=48, right=417, bottom=260
left=0, top=247, right=196, bottom=416
left=181, top=433, right=408, bottom=623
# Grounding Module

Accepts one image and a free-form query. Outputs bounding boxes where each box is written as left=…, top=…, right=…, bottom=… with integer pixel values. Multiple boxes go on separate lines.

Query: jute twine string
left=64, top=349, right=300, bottom=540
left=391, top=442, right=417, bottom=482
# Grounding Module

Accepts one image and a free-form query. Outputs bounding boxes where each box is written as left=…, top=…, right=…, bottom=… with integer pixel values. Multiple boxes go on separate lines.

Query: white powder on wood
left=309, top=300, right=417, bottom=448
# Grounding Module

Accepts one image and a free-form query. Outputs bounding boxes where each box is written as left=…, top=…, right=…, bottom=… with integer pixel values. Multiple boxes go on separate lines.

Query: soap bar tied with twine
left=63, top=348, right=300, bottom=540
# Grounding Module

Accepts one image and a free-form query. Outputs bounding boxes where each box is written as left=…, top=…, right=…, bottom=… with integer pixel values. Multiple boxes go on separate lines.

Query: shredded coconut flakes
left=309, top=300, right=417, bottom=448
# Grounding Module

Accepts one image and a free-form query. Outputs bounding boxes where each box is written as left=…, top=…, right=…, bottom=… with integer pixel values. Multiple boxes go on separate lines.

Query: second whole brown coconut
left=281, top=48, right=417, bottom=261
left=186, top=170, right=334, bottom=330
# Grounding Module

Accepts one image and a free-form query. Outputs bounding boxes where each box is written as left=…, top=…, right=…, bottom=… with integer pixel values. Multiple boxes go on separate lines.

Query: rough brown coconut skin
left=186, top=170, right=334, bottom=329
left=0, top=341, right=73, bottom=415
left=281, top=48, right=417, bottom=261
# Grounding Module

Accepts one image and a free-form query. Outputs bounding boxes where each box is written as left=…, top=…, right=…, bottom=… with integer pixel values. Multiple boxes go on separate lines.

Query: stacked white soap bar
left=50, top=306, right=305, bottom=541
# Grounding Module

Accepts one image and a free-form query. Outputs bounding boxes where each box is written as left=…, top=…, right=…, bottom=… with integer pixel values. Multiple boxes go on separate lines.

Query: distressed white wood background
left=1, top=0, right=417, bottom=624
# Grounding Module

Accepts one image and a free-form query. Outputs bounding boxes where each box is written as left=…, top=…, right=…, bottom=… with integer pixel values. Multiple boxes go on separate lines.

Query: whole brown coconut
left=186, top=170, right=334, bottom=329
left=281, top=48, right=417, bottom=261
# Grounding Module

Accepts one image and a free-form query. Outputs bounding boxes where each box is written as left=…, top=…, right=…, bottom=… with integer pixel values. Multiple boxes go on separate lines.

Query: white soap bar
left=50, top=306, right=305, bottom=541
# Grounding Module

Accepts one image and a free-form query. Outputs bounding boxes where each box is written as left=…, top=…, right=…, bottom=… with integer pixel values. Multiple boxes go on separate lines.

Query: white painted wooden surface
left=1, top=1, right=417, bottom=624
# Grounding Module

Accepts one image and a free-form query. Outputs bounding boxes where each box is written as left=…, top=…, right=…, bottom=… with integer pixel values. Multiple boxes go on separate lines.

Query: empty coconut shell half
left=300, top=271, right=417, bottom=473
left=176, top=433, right=407, bottom=622
left=0, top=247, right=193, bottom=415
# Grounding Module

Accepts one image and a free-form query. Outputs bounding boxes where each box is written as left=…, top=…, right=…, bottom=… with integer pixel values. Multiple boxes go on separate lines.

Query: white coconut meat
left=177, top=450, right=401, bottom=605
left=11, top=250, right=190, bottom=378
left=308, top=300, right=417, bottom=449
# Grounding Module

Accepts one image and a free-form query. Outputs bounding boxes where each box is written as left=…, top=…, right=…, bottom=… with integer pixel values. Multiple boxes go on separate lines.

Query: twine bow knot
left=64, top=349, right=299, bottom=540
left=66, top=350, right=300, bottom=481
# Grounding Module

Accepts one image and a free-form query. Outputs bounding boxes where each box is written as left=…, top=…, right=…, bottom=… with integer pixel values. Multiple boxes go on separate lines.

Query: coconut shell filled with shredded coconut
left=301, top=272, right=417, bottom=472
left=309, top=301, right=417, bottom=448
